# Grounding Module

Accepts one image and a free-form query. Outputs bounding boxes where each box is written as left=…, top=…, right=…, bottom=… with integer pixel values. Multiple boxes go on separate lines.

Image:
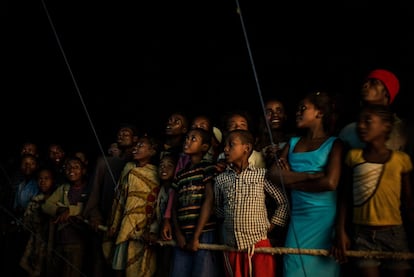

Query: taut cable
left=40, top=0, right=116, bottom=187
left=233, top=0, right=306, bottom=275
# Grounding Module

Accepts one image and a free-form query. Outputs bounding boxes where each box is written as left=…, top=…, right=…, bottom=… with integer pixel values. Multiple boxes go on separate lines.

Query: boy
left=170, top=128, right=220, bottom=277
left=215, top=129, right=289, bottom=277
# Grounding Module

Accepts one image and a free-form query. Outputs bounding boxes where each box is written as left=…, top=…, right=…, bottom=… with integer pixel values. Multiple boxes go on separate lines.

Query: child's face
left=65, top=160, right=85, bottom=183
left=265, top=100, right=286, bottom=130
left=117, top=128, right=137, bottom=149
left=165, top=114, right=187, bottom=136
left=158, top=157, right=176, bottom=181
left=295, top=99, right=319, bottom=128
left=21, top=143, right=38, bottom=156
left=361, top=79, right=389, bottom=105
left=227, top=115, right=249, bottom=131
left=132, top=138, right=155, bottom=162
left=191, top=116, right=211, bottom=131
left=21, top=156, right=38, bottom=176
left=183, top=130, right=205, bottom=155
left=48, top=145, right=65, bottom=164
left=357, top=111, right=388, bottom=143
left=38, top=169, right=54, bottom=193
left=223, top=134, right=248, bottom=164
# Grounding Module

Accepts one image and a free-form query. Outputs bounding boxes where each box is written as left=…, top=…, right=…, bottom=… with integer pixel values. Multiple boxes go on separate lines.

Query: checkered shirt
left=214, top=164, right=289, bottom=250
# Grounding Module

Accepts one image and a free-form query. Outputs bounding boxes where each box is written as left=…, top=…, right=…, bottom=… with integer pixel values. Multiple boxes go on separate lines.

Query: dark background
left=3, top=1, right=414, bottom=162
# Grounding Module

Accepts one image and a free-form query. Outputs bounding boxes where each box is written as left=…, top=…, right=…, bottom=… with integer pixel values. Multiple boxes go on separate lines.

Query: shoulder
left=344, top=148, right=363, bottom=165
left=331, top=136, right=344, bottom=148
left=338, top=122, right=357, bottom=138
left=392, top=151, right=413, bottom=169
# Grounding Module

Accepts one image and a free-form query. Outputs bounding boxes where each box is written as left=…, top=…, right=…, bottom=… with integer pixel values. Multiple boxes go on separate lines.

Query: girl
left=267, top=90, right=343, bottom=277
left=333, top=104, right=413, bottom=277
left=109, top=135, right=161, bottom=277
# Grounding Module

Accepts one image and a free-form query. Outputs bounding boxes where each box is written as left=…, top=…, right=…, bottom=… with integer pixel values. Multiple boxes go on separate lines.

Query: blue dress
left=283, top=136, right=340, bottom=277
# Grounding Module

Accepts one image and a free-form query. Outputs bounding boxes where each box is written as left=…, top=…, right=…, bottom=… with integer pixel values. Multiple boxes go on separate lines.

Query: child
left=256, top=97, right=294, bottom=168
left=160, top=111, right=189, bottom=159
left=170, top=128, right=220, bottom=277
left=161, top=114, right=222, bottom=241
left=267, top=90, right=343, bottom=277
left=20, top=167, right=56, bottom=276
left=41, top=156, right=90, bottom=277
left=108, top=135, right=161, bottom=277
left=154, top=153, right=178, bottom=277
left=214, top=129, right=289, bottom=277
left=256, top=97, right=295, bottom=254
left=4, top=153, right=40, bottom=276
left=45, top=143, right=67, bottom=185
left=216, top=110, right=265, bottom=172
left=333, top=104, right=414, bottom=277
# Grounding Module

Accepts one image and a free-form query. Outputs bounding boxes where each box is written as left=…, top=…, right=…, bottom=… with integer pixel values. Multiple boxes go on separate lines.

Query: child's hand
left=185, top=237, right=200, bottom=252
left=54, top=209, right=70, bottom=223
left=264, top=145, right=280, bottom=161
left=161, top=219, right=173, bottom=240
left=331, top=231, right=350, bottom=264
left=277, top=158, right=290, bottom=171
left=268, top=223, right=275, bottom=233
left=215, top=160, right=227, bottom=173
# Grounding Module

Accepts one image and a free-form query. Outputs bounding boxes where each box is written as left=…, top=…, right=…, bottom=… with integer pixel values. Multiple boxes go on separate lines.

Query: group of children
left=1, top=68, right=413, bottom=277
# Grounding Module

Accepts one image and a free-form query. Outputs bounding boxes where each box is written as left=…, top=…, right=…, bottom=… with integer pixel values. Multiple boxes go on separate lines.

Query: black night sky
left=4, top=1, right=414, bottom=161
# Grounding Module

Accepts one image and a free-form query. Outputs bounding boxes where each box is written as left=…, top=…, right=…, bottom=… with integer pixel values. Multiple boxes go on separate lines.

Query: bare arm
left=332, top=161, right=352, bottom=263
left=171, top=189, right=186, bottom=248
left=268, top=139, right=343, bottom=192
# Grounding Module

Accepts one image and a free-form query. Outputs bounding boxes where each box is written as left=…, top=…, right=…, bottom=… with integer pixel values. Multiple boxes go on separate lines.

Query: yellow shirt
left=345, top=149, right=412, bottom=226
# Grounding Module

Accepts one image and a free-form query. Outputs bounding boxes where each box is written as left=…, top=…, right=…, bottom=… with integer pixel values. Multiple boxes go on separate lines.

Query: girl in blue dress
left=268, top=90, right=344, bottom=277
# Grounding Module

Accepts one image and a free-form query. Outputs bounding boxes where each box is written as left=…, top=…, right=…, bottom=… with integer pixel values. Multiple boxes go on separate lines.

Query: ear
left=316, top=111, right=324, bottom=119
left=244, top=143, right=251, bottom=154
left=383, top=122, right=393, bottom=134
left=201, top=143, right=210, bottom=153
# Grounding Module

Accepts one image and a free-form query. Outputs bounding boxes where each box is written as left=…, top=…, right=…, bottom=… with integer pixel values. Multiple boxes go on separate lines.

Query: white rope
left=157, top=240, right=414, bottom=260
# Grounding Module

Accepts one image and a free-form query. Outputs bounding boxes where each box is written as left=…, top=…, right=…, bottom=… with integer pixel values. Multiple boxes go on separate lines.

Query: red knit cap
left=366, top=69, right=400, bottom=104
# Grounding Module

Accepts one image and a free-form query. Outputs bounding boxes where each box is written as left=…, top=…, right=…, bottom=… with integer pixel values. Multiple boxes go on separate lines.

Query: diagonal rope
left=36, top=0, right=142, bottom=275
left=40, top=0, right=116, bottom=186
left=233, top=1, right=307, bottom=275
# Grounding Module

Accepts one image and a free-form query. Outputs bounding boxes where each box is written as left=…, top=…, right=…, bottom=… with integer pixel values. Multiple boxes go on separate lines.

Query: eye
left=297, top=105, right=307, bottom=112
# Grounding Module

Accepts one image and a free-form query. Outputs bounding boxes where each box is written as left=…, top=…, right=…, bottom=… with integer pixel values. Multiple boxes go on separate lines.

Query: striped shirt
left=214, top=164, right=289, bottom=250
left=172, top=158, right=217, bottom=235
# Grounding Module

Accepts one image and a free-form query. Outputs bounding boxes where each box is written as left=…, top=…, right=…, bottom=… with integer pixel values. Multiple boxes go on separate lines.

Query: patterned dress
left=110, top=164, right=160, bottom=277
